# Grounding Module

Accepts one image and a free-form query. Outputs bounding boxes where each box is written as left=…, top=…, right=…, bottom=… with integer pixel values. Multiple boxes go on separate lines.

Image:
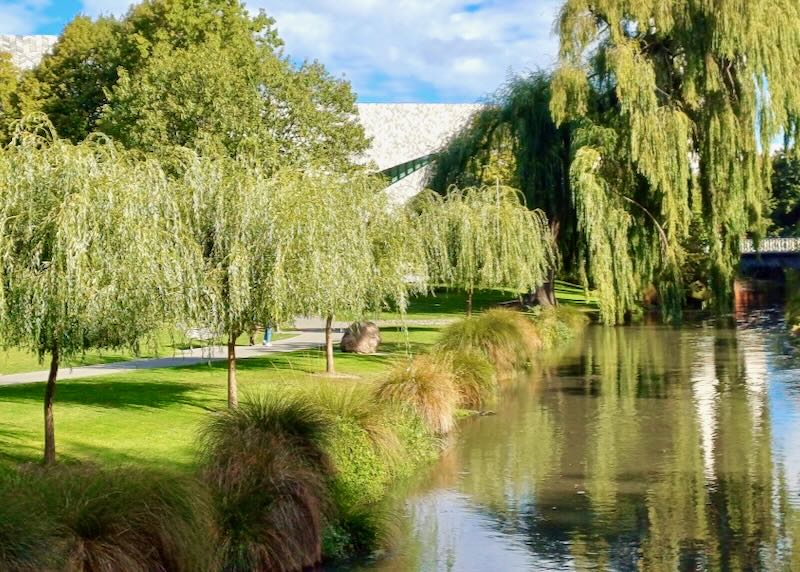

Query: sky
left=0, top=0, right=563, bottom=103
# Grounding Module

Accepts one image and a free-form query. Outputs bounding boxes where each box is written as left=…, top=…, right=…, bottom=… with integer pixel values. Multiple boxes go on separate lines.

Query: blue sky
left=0, top=0, right=563, bottom=103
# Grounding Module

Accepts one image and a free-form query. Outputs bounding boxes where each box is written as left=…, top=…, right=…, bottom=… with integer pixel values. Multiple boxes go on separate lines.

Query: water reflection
left=363, top=321, right=800, bottom=571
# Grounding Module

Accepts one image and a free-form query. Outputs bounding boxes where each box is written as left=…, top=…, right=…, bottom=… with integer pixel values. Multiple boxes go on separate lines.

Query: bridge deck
left=740, top=237, right=800, bottom=254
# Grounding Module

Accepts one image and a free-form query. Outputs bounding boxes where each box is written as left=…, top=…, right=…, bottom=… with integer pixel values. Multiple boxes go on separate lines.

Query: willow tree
left=412, top=185, right=554, bottom=315
left=430, top=73, right=574, bottom=307
left=176, top=151, right=278, bottom=408
left=549, top=0, right=800, bottom=322
left=0, top=117, right=202, bottom=464
left=267, top=170, right=426, bottom=375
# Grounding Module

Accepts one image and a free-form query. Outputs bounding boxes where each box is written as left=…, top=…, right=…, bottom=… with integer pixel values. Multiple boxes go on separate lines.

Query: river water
left=359, top=313, right=800, bottom=571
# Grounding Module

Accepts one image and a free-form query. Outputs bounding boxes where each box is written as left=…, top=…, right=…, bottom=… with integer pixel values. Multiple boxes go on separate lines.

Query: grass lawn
left=0, top=326, right=440, bottom=470
left=0, top=330, right=296, bottom=375
left=0, top=288, right=593, bottom=470
left=371, top=282, right=598, bottom=321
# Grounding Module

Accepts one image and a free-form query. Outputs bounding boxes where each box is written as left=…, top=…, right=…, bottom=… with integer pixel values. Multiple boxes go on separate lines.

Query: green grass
left=373, top=282, right=598, bottom=322
left=0, top=330, right=296, bottom=375
left=0, top=327, right=437, bottom=470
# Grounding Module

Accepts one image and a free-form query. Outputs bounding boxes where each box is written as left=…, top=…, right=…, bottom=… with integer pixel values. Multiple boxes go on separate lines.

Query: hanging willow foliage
left=429, top=73, right=577, bottom=275
left=551, top=0, right=800, bottom=322
left=0, top=114, right=203, bottom=463
left=266, top=169, right=427, bottom=373
left=411, top=185, right=554, bottom=312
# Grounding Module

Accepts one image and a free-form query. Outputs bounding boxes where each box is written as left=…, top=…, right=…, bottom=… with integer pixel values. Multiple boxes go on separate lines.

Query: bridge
left=740, top=238, right=800, bottom=271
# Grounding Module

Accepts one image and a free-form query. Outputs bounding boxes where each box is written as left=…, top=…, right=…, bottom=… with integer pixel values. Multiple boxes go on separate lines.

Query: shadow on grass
left=0, top=380, right=213, bottom=410
left=405, top=288, right=513, bottom=316
left=0, top=425, right=40, bottom=466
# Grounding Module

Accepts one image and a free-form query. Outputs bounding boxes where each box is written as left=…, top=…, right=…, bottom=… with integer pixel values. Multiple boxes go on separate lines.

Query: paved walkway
left=0, top=317, right=455, bottom=387
left=0, top=318, right=345, bottom=386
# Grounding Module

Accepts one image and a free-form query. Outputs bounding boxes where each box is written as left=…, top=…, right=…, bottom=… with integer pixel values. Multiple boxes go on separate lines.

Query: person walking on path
left=262, top=322, right=274, bottom=347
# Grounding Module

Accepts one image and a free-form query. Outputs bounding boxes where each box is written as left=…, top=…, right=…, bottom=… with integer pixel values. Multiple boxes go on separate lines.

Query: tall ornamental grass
left=375, top=354, right=459, bottom=435
left=439, top=348, right=496, bottom=409
left=199, top=394, right=333, bottom=572
left=437, top=308, right=541, bottom=372
left=0, top=465, right=216, bottom=572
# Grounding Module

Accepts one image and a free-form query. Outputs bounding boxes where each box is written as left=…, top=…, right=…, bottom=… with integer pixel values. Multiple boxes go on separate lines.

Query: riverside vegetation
left=0, top=301, right=588, bottom=571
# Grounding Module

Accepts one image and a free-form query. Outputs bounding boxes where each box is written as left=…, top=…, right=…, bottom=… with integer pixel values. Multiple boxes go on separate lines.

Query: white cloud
left=249, top=0, right=563, bottom=102
left=81, top=0, right=136, bottom=18
left=75, top=0, right=561, bottom=102
left=0, top=0, right=50, bottom=34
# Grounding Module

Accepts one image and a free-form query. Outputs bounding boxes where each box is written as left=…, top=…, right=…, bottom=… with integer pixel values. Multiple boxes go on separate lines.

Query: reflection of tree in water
left=364, top=324, right=800, bottom=571
left=454, top=326, right=797, bottom=570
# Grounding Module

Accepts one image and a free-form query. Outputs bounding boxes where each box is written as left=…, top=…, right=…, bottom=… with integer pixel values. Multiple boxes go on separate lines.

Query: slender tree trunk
left=248, top=327, right=256, bottom=346
left=531, top=219, right=561, bottom=308
left=43, top=347, right=59, bottom=465
left=466, top=288, right=474, bottom=316
left=325, top=315, right=335, bottom=375
left=535, top=270, right=558, bottom=307
left=227, top=332, right=238, bottom=408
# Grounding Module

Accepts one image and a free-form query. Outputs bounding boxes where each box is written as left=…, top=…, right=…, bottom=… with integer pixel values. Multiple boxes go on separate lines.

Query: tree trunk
left=325, top=315, right=335, bottom=375
left=227, top=332, right=238, bottom=408
left=43, top=347, right=59, bottom=465
left=535, top=270, right=558, bottom=307
left=248, top=327, right=256, bottom=346
left=466, top=289, right=474, bottom=316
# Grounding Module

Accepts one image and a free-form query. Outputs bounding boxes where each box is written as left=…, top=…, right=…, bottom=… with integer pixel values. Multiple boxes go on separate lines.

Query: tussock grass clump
left=441, top=348, right=496, bottom=408
left=0, top=470, right=57, bottom=571
left=199, top=394, right=333, bottom=572
left=0, top=464, right=216, bottom=572
left=375, top=354, right=459, bottom=435
left=437, top=308, right=541, bottom=372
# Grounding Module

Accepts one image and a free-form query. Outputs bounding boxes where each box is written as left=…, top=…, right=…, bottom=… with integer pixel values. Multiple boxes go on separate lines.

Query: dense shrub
left=199, top=394, right=333, bottom=572
left=528, top=306, right=590, bottom=349
left=313, top=385, right=397, bottom=505
left=0, top=464, right=216, bottom=572
left=375, top=354, right=459, bottom=435
left=322, top=500, right=398, bottom=562
left=437, top=308, right=541, bottom=371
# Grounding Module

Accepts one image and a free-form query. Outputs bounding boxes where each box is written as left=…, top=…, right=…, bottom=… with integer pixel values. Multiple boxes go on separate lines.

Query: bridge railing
left=740, top=237, right=800, bottom=254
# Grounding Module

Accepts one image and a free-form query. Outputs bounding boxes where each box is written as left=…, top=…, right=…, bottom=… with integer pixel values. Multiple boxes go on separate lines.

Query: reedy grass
left=375, top=354, right=459, bottom=435
left=436, top=348, right=496, bottom=409
left=0, top=464, right=216, bottom=572
left=437, top=308, right=541, bottom=372
left=199, top=394, right=333, bottom=571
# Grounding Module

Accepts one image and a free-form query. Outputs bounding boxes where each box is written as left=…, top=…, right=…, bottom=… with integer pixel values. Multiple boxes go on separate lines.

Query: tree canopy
left=551, top=0, right=800, bottom=322
left=412, top=185, right=554, bottom=314
left=434, top=3, right=800, bottom=323
left=770, top=153, right=800, bottom=237
left=267, top=170, right=426, bottom=373
left=429, top=73, right=577, bottom=286
left=0, top=116, right=202, bottom=462
left=10, top=0, right=367, bottom=167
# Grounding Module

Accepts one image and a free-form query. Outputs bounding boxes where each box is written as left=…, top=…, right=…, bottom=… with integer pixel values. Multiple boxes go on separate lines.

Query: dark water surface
left=359, top=315, right=800, bottom=571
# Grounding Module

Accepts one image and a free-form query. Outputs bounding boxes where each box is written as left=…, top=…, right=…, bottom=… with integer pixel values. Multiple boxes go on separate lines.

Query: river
left=357, top=313, right=800, bottom=571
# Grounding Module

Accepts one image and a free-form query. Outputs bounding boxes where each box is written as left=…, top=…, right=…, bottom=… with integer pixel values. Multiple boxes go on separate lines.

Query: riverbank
left=0, top=290, right=590, bottom=570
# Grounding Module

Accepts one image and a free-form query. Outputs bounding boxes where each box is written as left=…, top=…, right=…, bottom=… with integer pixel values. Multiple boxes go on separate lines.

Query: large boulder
left=340, top=321, right=381, bottom=354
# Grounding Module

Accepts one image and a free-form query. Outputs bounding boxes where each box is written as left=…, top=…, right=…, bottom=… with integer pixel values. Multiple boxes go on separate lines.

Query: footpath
left=0, top=317, right=457, bottom=386
left=0, top=318, right=343, bottom=386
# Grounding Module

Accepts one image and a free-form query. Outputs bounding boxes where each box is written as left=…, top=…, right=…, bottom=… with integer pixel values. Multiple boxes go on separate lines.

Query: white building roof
left=0, top=35, right=57, bottom=70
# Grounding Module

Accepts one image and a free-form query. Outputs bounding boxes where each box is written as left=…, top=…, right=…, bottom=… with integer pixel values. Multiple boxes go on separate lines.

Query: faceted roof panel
left=0, top=35, right=57, bottom=70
